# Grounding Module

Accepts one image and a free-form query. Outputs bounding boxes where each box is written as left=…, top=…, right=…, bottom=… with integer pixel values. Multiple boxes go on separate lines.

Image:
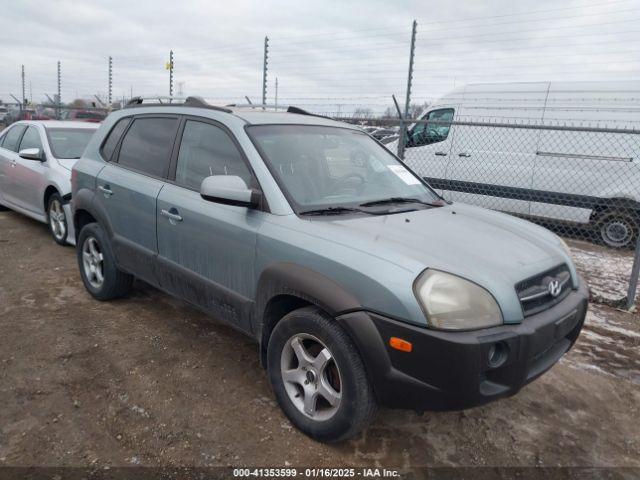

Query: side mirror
left=200, top=175, right=261, bottom=208
left=19, top=148, right=43, bottom=161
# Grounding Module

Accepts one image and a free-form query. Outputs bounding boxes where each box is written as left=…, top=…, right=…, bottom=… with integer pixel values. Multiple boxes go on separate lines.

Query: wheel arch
left=254, top=263, right=362, bottom=367
left=72, top=187, right=114, bottom=241
left=43, top=185, right=69, bottom=212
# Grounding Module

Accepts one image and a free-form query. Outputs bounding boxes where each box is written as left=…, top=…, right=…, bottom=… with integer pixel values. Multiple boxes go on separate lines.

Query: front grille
left=515, top=264, right=572, bottom=317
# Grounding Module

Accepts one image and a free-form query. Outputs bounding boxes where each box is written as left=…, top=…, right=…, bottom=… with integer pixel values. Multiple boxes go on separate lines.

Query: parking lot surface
left=0, top=210, right=639, bottom=468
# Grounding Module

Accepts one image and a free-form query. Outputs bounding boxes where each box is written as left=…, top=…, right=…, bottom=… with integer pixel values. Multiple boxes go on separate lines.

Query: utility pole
left=57, top=61, right=62, bottom=119
left=404, top=20, right=417, bottom=119
left=108, top=56, right=113, bottom=106
left=21, top=65, right=25, bottom=110
left=398, top=20, right=417, bottom=159
left=262, top=36, right=269, bottom=109
left=168, top=50, right=174, bottom=99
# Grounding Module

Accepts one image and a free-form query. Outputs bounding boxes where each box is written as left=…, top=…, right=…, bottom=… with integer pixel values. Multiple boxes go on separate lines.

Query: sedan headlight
left=414, top=270, right=503, bottom=330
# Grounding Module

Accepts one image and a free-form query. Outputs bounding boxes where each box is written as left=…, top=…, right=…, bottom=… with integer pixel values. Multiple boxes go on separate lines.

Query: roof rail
left=124, top=96, right=232, bottom=113
left=286, top=106, right=331, bottom=120
left=226, top=103, right=282, bottom=109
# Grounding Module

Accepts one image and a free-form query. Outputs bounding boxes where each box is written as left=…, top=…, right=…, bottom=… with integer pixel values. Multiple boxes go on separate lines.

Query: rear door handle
left=435, top=151, right=448, bottom=156
left=458, top=152, right=471, bottom=157
left=160, top=209, right=183, bottom=223
left=98, top=185, right=113, bottom=197
left=10, top=159, right=16, bottom=167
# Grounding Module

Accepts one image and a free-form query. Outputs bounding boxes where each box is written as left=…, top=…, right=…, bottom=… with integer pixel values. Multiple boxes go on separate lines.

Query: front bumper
left=337, top=277, right=588, bottom=411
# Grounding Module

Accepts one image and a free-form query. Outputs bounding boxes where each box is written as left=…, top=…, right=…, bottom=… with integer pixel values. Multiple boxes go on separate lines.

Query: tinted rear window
left=47, top=128, right=96, bottom=158
left=1, top=125, right=27, bottom=152
left=117, top=117, right=178, bottom=178
left=100, top=117, right=131, bottom=161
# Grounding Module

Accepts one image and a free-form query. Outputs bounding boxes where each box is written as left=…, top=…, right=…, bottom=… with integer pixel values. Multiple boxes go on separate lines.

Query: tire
left=46, top=192, right=69, bottom=246
left=596, top=209, right=638, bottom=249
left=267, top=306, right=377, bottom=443
left=0, top=203, right=9, bottom=212
left=77, top=222, right=133, bottom=300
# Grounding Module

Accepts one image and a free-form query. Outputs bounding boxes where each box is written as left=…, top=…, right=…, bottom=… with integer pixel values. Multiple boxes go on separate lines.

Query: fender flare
left=72, top=187, right=115, bottom=239
left=253, top=262, right=363, bottom=357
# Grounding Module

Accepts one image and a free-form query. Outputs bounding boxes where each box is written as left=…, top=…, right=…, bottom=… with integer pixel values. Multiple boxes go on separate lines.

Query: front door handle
left=458, top=152, right=471, bottom=158
left=435, top=151, right=448, bottom=156
left=98, top=185, right=113, bottom=197
left=160, top=209, right=183, bottom=223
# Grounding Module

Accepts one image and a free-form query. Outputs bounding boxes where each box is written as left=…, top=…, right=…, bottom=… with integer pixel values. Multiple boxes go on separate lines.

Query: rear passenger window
left=117, top=117, right=178, bottom=178
left=101, top=117, right=131, bottom=161
left=1, top=125, right=27, bottom=152
left=175, top=120, right=252, bottom=190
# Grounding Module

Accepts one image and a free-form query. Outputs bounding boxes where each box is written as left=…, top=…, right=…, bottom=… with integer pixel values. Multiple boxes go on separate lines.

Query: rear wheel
left=267, top=306, right=376, bottom=443
left=596, top=210, right=638, bottom=248
left=47, top=193, right=68, bottom=245
left=77, top=222, right=133, bottom=300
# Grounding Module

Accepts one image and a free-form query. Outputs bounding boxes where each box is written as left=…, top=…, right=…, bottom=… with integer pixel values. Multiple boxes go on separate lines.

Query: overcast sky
left=1, top=0, right=639, bottom=114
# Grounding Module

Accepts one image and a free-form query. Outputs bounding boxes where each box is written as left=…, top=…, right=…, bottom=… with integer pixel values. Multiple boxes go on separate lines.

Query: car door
left=446, top=83, right=548, bottom=215
left=11, top=124, right=48, bottom=215
left=95, top=115, right=179, bottom=285
left=446, top=118, right=538, bottom=215
left=401, top=107, right=456, bottom=197
left=156, top=118, right=262, bottom=333
left=0, top=124, right=27, bottom=207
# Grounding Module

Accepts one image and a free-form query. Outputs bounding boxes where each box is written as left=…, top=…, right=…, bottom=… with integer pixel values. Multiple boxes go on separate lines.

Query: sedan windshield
left=46, top=128, right=96, bottom=159
left=248, top=125, right=440, bottom=213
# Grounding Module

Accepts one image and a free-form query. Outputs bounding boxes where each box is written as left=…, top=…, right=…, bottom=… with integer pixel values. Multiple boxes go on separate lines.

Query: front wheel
left=47, top=193, right=69, bottom=245
left=267, top=306, right=376, bottom=443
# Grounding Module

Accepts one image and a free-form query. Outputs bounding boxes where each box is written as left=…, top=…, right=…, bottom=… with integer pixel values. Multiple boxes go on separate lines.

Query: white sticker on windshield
left=388, top=164, right=420, bottom=185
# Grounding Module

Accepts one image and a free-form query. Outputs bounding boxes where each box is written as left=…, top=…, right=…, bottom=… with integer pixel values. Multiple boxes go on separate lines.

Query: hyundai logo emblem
left=548, top=279, right=562, bottom=297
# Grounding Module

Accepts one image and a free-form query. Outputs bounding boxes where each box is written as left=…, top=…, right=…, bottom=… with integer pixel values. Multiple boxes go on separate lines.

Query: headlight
left=414, top=270, right=503, bottom=330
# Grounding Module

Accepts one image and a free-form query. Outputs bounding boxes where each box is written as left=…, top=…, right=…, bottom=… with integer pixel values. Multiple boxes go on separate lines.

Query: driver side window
left=408, top=108, right=454, bottom=148
left=19, top=126, right=43, bottom=152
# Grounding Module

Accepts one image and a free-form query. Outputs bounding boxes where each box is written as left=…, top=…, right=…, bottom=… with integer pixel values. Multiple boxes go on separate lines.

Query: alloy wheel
left=82, top=236, right=104, bottom=289
left=280, top=333, right=342, bottom=421
left=49, top=199, right=66, bottom=241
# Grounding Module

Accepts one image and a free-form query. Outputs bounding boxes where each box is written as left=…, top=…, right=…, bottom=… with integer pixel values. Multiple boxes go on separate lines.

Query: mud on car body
left=71, top=97, right=588, bottom=442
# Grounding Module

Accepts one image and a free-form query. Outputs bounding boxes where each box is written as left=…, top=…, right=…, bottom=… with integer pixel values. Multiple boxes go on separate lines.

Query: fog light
left=488, top=341, right=508, bottom=368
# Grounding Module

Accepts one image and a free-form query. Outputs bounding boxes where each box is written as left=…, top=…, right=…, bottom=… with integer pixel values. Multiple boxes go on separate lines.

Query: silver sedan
left=0, top=121, right=99, bottom=245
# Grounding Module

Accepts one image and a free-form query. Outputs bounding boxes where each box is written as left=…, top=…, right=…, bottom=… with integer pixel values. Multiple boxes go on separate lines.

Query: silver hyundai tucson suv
left=71, top=97, right=588, bottom=443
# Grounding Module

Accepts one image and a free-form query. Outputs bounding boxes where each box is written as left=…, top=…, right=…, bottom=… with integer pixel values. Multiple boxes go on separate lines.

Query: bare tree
left=352, top=107, right=374, bottom=119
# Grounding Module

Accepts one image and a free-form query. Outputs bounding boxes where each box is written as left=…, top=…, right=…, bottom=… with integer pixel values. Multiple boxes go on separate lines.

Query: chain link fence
left=374, top=117, right=640, bottom=308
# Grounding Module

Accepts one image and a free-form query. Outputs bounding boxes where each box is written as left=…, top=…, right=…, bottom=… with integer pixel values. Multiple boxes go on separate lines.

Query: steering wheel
left=329, top=173, right=366, bottom=195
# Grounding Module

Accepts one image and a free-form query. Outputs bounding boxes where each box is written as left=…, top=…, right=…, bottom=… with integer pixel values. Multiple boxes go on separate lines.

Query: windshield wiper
left=299, top=206, right=371, bottom=216
left=359, top=197, right=443, bottom=208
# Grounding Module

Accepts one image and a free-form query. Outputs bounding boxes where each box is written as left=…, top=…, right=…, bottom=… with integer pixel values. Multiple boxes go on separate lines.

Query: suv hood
left=301, top=203, right=575, bottom=323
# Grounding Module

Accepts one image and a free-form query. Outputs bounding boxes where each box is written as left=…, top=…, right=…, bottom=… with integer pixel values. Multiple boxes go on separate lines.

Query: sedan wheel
left=48, top=198, right=67, bottom=242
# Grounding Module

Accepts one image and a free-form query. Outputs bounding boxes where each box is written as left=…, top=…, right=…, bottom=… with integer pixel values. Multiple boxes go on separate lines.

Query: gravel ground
left=0, top=210, right=639, bottom=470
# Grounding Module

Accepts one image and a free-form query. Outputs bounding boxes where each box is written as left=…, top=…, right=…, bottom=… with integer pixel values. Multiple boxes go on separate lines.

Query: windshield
left=248, top=125, right=440, bottom=212
left=46, top=128, right=96, bottom=159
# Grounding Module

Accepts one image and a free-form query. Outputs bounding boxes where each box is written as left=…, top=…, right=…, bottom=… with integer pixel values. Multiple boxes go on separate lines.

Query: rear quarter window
left=100, top=117, right=131, bottom=161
